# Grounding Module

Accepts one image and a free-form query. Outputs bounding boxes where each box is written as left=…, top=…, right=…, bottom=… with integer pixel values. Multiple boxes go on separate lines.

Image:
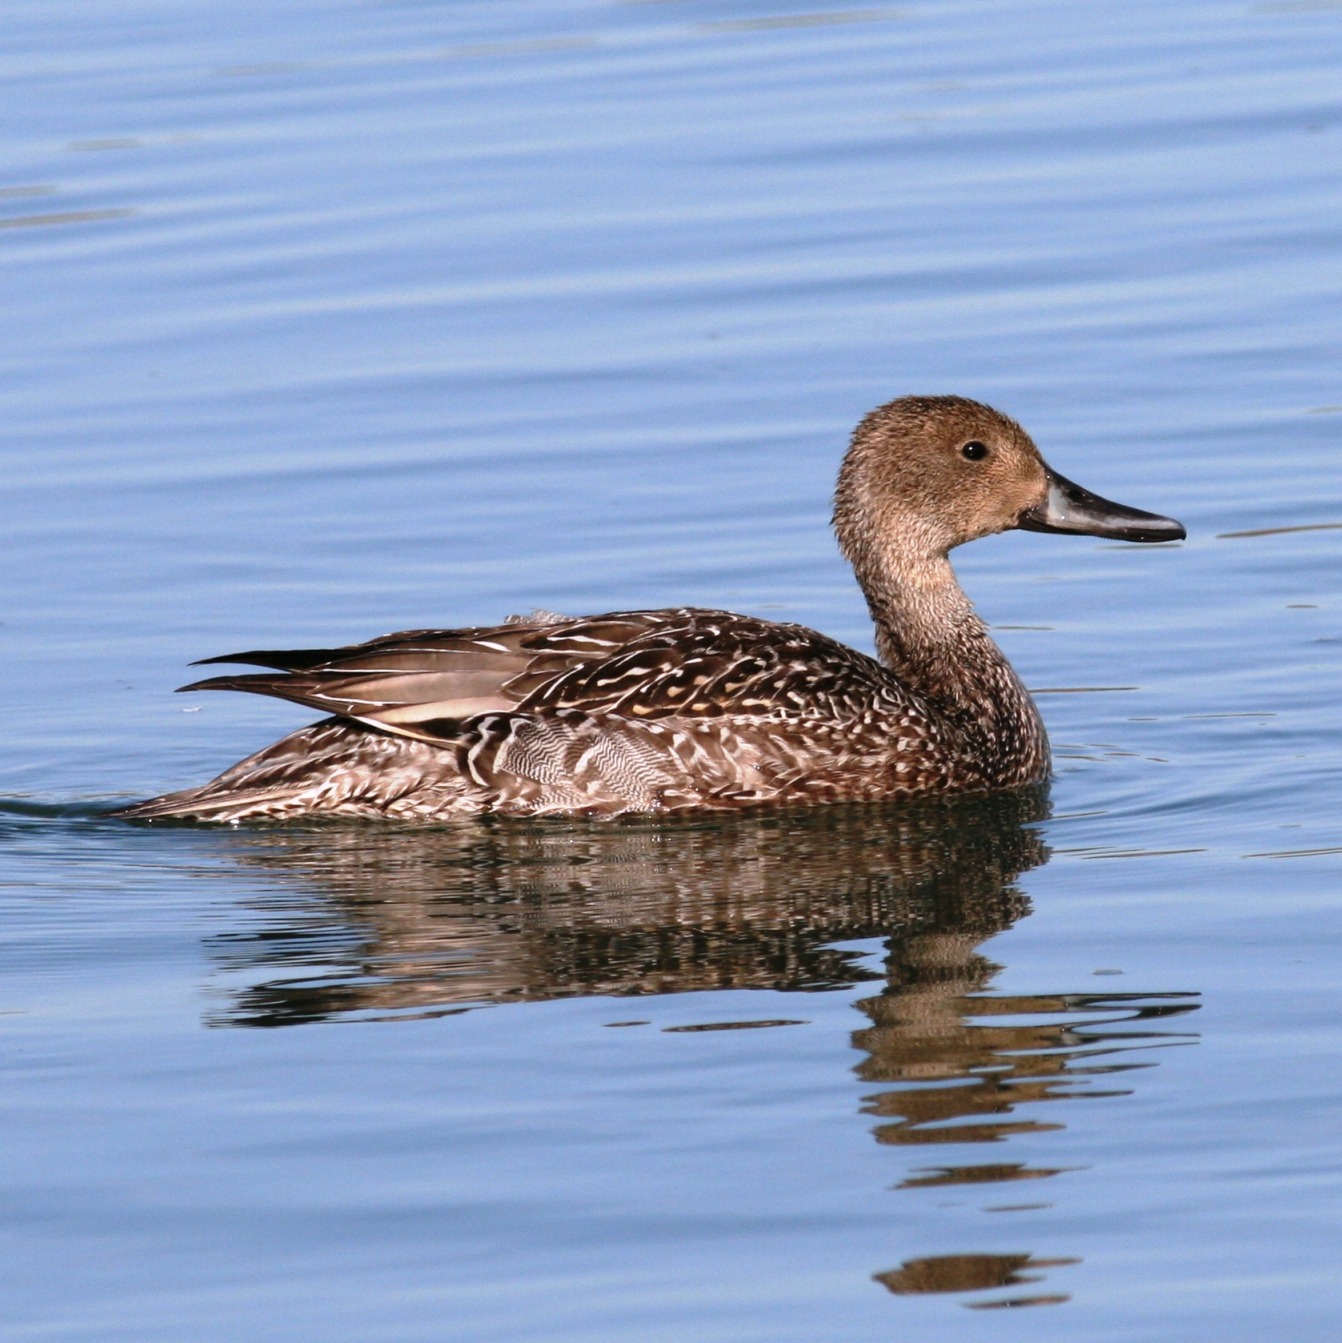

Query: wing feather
left=175, top=608, right=900, bottom=744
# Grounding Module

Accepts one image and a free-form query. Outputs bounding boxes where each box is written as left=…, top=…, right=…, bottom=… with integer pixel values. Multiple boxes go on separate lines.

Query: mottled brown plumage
left=116, top=396, right=1183, bottom=822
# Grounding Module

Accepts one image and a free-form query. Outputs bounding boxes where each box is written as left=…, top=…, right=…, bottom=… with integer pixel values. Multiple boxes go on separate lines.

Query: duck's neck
left=859, top=553, right=983, bottom=689
left=857, top=552, right=1046, bottom=774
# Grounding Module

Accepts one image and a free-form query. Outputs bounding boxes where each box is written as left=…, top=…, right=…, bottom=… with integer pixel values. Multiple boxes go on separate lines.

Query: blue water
left=4, top=0, right=1342, bottom=1337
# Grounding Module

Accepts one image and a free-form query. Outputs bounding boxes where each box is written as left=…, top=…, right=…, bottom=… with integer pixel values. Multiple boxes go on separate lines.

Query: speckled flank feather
left=116, top=396, right=1181, bottom=822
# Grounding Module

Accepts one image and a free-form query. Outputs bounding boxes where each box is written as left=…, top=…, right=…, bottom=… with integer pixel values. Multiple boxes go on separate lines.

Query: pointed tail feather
left=110, top=785, right=308, bottom=822
left=189, top=647, right=353, bottom=672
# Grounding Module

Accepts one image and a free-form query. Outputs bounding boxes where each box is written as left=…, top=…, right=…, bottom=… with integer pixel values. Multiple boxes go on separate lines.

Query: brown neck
left=857, top=553, right=1000, bottom=701
left=853, top=548, right=1047, bottom=783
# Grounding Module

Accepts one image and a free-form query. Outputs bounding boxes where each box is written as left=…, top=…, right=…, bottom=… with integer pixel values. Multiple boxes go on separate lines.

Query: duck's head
left=834, top=395, right=1185, bottom=568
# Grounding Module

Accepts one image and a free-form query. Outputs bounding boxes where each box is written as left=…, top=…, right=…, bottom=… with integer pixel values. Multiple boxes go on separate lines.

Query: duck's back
left=118, top=607, right=1007, bottom=821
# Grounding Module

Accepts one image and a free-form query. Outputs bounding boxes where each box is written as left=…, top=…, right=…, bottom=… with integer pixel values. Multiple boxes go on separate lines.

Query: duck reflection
left=197, top=788, right=1198, bottom=1311
left=202, top=789, right=1048, bottom=1025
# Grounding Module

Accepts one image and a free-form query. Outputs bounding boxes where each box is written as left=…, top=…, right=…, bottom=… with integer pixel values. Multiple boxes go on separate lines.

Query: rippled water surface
left=4, top=1, right=1342, bottom=1338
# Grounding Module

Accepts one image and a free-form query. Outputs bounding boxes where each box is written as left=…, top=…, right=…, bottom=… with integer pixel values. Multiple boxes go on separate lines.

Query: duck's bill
left=1018, top=468, right=1185, bottom=543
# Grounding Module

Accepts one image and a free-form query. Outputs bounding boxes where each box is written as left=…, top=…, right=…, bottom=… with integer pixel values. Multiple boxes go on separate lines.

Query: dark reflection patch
left=874, top=1252, right=1079, bottom=1296
left=663, top=1018, right=807, bottom=1032
left=898, top=1162, right=1075, bottom=1189
left=967, top=1292, right=1071, bottom=1309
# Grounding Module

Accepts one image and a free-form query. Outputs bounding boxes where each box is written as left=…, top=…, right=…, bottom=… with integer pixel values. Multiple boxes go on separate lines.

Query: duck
left=117, top=396, right=1183, bottom=822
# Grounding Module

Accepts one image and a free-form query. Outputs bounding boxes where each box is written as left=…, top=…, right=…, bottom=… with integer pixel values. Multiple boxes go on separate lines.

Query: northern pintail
left=118, top=396, right=1183, bottom=821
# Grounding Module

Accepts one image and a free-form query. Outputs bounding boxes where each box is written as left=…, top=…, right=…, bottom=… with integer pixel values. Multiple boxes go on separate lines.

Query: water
left=3, top=0, right=1342, bottom=1337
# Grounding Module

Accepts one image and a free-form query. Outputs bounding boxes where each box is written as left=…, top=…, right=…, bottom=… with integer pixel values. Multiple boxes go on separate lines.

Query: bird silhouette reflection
left=202, top=789, right=1050, bottom=1023
left=198, top=788, right=1198, bottom=1309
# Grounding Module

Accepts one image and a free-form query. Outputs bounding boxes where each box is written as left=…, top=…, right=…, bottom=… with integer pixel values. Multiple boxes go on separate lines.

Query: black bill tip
left=1018, top=468, right=1185, bottom=543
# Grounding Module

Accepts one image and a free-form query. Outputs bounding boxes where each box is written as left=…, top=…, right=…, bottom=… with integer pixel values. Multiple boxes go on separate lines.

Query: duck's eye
left=960, top=441, right=989, bottom=461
